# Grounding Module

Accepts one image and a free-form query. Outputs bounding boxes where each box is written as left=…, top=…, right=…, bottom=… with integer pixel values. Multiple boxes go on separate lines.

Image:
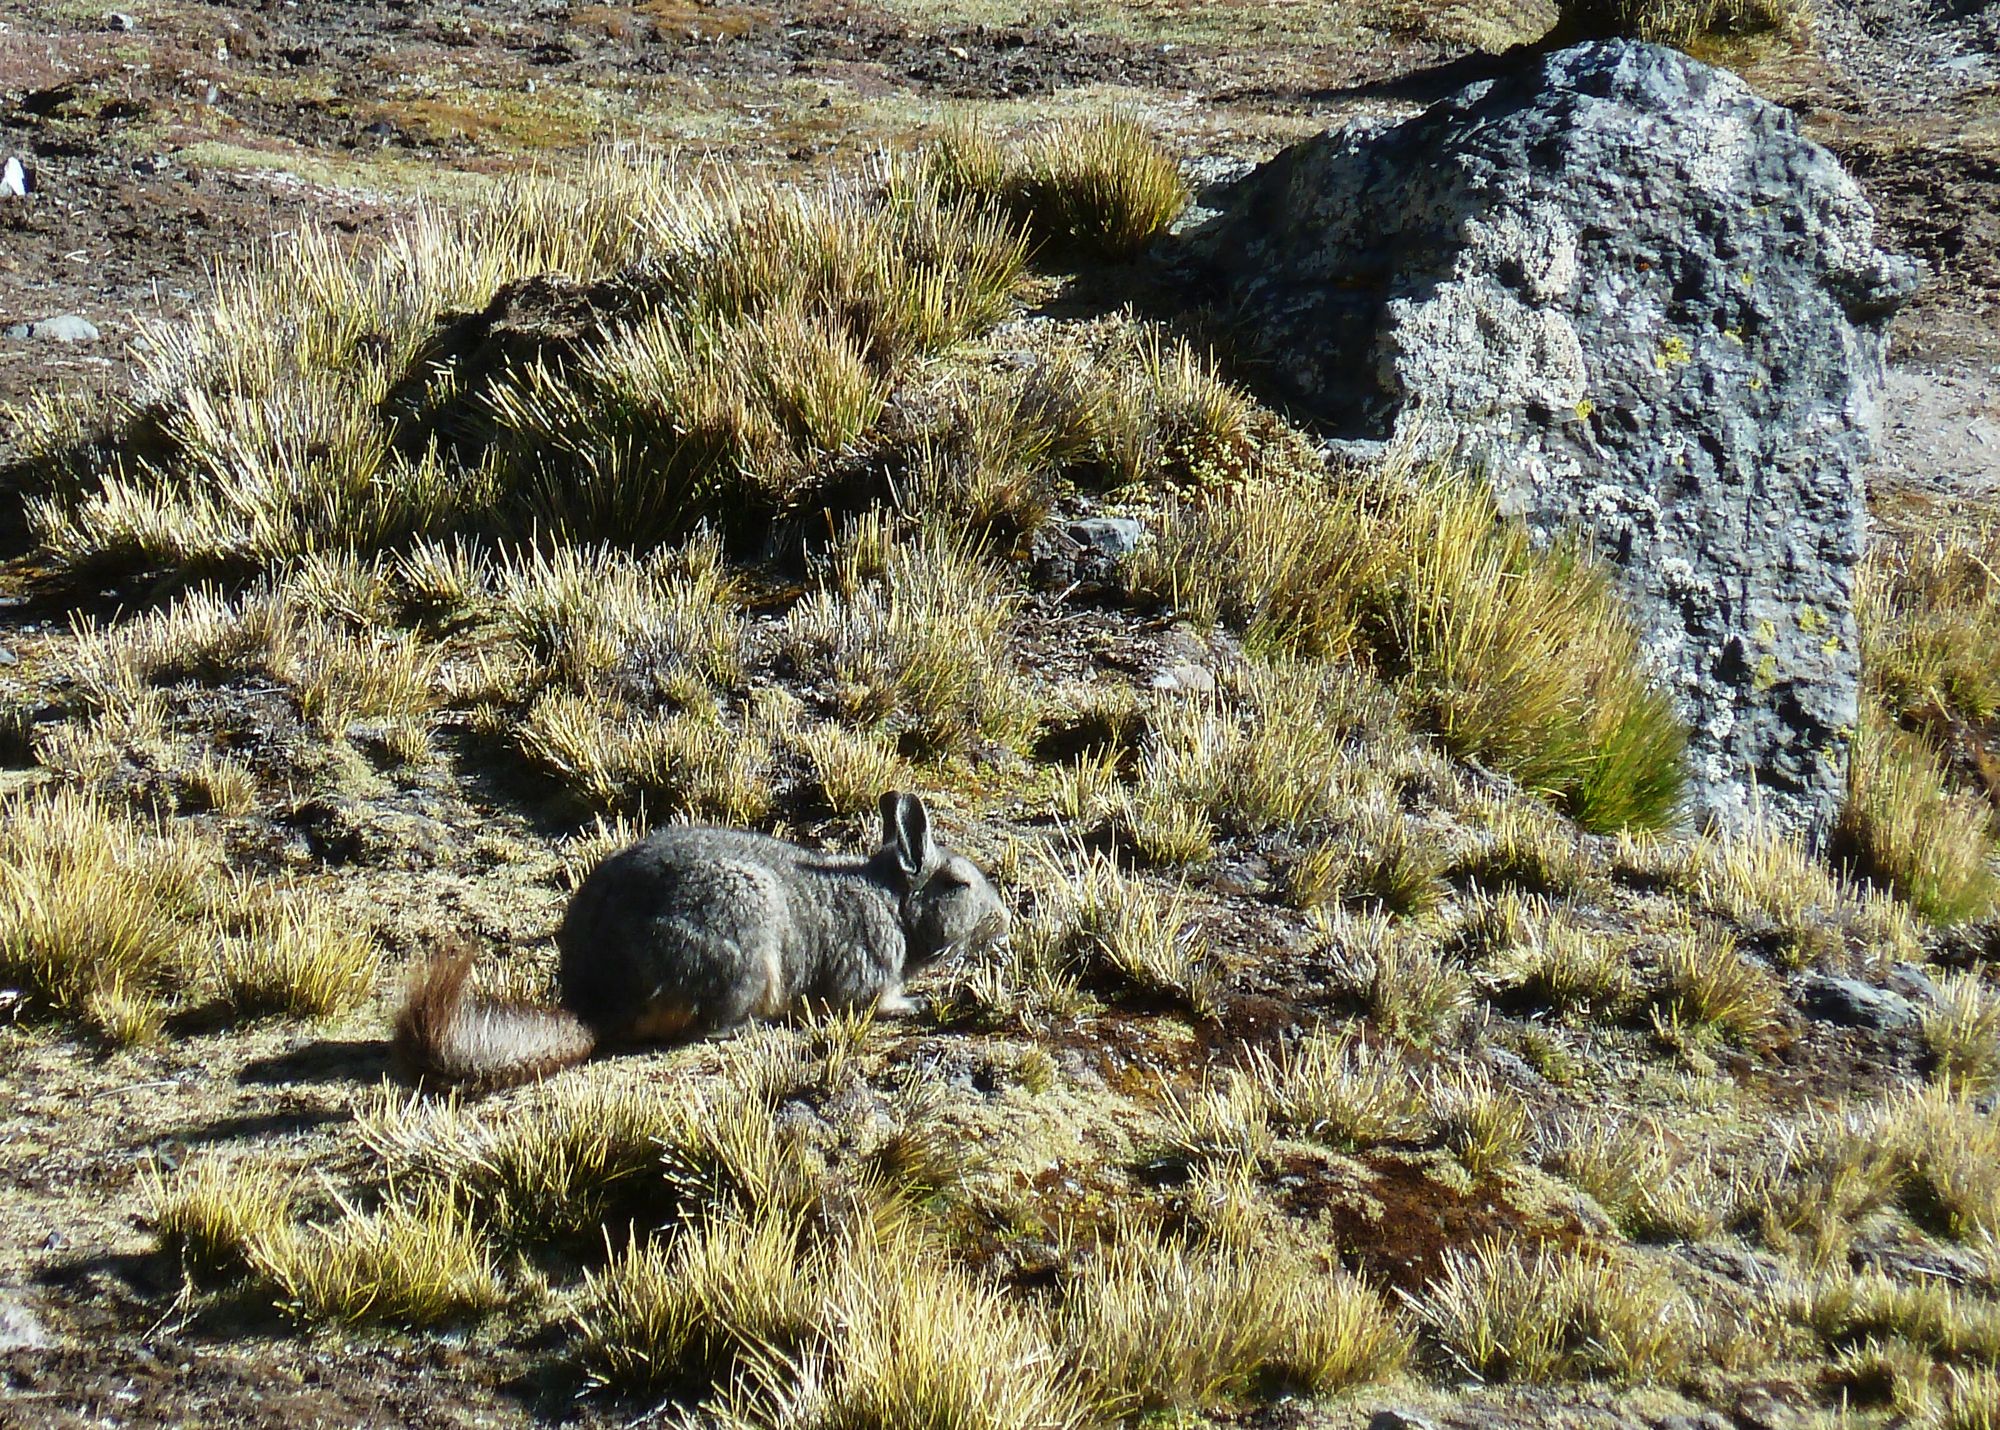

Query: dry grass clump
left=1650, top=924, right=1783, bottom=1044
left=1044, top=849, right=1219, bottom=1017
left=1547, top=1116, right=1743, bottom=1242
left=922, top=113, right=1188, bottom=262
left=73, top=580, right=441, bottom=740
left=1925, top=971, right=2000, bottom=1092
left=1291, top=805, right=1448, bottom=915
left=1131, top=461, right=1685, bottom=832
left=1410, top=1237, right=1699, bottom=1383
left=1056, top=1236, right=1409, bottom=1415
left=1157, top=1075, right=1274, bottom=1171
left=1838, top=712, right=1997, bottom=927
left=492, top=537, right=745, bottom=697
left=365, top=1079, right=682, bottom=1243
left=26, top=152, right=1029, bottom=571
left=1250, top=1032, right=1434, bottom=1150
left=1756, top=1089, right=2000, bottom=1260
left=1453, top=795, right=1597, bottom=896
left=573, top=1210, right=822, bottom=1395
left=1559, top=0, right=1811, bottom=45
left=0, top=786, right=221, bottom=1042
left=782, top=534, right=1037, bottom=757
left=1479, top=901, right=1637, bottom=1019
left=1356, top=922, right=1474, bottom=1045
left=1095, top=331, right=1253, bottom=489
left=212, top=893, right=380, bottom=1018
left=485, top=295, right=886, bottom=547
left=255, top=1189, right=508, bottom=1327
left=1795, top=1268, right=2000, bottom=1366
left=1656, top=818, right=1921, bottom=970
left=578, top=1210, right=1081, bottom=1430
left=1432, top=1068, right=1534, bottom=1177
left=796, top=722, right=911, bottom=815
left=515, top=690, right=773, bottom=822
left=148, top=1155, right=299, bottom=1278
left=1129, top=660, right=1404, bottom=840
left=1865, top=520, right=2000, bottom=739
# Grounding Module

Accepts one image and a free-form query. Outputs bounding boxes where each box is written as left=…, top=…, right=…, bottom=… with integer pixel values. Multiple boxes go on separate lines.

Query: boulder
left=1192, top=41, right=1919, bottom=839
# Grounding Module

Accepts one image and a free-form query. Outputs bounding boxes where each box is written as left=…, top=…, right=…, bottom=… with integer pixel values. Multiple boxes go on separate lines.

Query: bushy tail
left=392, top=943, right=594, bottom=1088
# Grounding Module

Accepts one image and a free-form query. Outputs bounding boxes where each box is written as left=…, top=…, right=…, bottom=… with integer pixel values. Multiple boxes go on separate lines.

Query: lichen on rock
left=1191, top=39, right=1921, bottom=840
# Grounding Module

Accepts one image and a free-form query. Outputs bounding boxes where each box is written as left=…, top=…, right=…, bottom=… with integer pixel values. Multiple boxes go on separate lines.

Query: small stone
left=0, top=1293, right=48, bottom=1351
left=1067, top=516, right=1146, bottom=559
left=1888, top=961, right=1943, bottom=1007
left=5, top=315, right=100, bottom=343
left=0, top=155, right=28, bottom=198
left=1151, top=662, right=1215, bottom=694
left=105, top=9, right=137, bottom=29
left=0, top=645, right=16, bottom=666
left=1369, top=1412, right=1440, bottom=1430
left=1802, top=973, right=1920, bottom=1030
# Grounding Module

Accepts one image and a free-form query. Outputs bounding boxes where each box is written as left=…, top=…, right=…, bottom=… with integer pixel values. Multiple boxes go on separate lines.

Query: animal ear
left=884, top=791, right=934, bottom=877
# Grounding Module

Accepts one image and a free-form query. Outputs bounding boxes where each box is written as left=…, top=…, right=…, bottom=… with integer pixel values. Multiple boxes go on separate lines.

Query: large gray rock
left=1193, top=41, right=1918, bottom=839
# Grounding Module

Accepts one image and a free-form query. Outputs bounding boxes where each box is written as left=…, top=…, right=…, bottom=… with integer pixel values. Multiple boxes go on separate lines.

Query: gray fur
left=557, top=791, right=1008, bottom=1042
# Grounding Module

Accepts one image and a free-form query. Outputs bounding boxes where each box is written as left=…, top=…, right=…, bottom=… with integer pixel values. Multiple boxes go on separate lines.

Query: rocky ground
left=2, top=2, right=1999, bottom=1428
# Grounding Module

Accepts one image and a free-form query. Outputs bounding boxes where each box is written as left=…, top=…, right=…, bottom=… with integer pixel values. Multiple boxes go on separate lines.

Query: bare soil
left=2, top=1, right=1998, bottom=1426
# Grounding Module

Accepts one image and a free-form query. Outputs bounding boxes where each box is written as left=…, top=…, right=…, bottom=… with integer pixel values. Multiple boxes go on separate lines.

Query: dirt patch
left=1270, top=1149, right=1597, bottom=1296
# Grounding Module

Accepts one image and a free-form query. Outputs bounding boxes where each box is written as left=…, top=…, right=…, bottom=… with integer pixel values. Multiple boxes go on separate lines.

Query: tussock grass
left=579, top=1208, right=1081, bottom=1429
left=1364, top=929, right=1474, bottom=1046
left=1292, top=806, right=1448, bottom=915
left=365, top=1079, right=680, bottom=1243
left=1454, top=795, right=1596, bottom=897
left=1865, top=520, right=2000, bottom=738
left=1048, top=849, right=1218, bottom=1016
left=516, top=690, right=773, bottom=821
left=1057, top=1236, right=1409, bottom=1415
left=783, top=534, right=1037, bottom=757
left=1549, top=1116, right=1742, bottom=1242
left=0, top=787, right=221, bottom=1041
left=796, top=722, right=910, bottom=817
left=213, top=893, right=380, bottom=1018
left=493, top=537, right=745, bottom=697
left=1131, top=462, right=1685, bottom=832
left=1925, top=972, right=2000, bottom=1092
left=1651, top=924, right=1782, bottom=1044
left=74, top=582, right=441, bottom=739
left=1557, top=0, right=1811, bottom=45
left=148, top=1155, right=298, bottom=1278
left=1795, top=1268, right=2000, bottom=1366
left=1096, top=331, right=1253, bottom=488
left=1250, top=1032, right=1434, bottom=1151
left=486, top=295, right=886, bottom=547
left=1839, top=712, right=1997, bottom=926
left=574, top=1209, right=821, bottom=1394
left=1130, top=660, right=1404, bottom=839
left=25, top=153, right=1029, bottom=571
left=906, top=354, right=1106, bottom=544
left=1433, top=1068, right=1533, bottom=1177
left=1157, top=1075, right=1274, bottom=1171
left=1481, top=903, right=1636, bottom=1018
left=256, top=1189, right=508, bottom=1326
left=1411, top=1238, right=1699, bottom=1383
left=923, top=113, right=1188, bottom=262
